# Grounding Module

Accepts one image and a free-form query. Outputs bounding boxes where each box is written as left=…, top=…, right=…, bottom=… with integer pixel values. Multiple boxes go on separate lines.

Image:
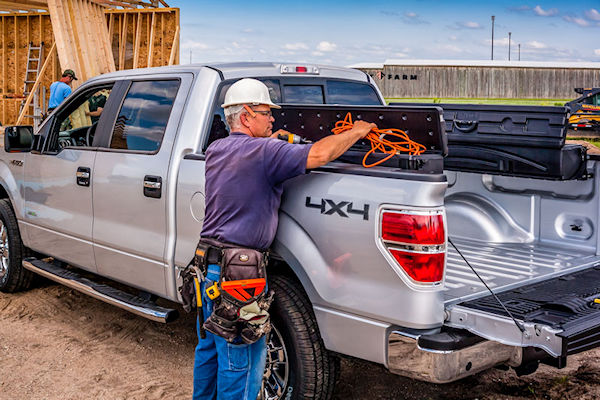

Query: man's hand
left=306, top=120, right=378, bottom=169
left=349, top=120, right=377, bottom=139
left=270, top=129, right=292, bottom=139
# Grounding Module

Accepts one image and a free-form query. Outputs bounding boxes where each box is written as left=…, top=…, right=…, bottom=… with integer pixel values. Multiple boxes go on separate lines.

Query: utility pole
left=491, top=15, right=495, bottom=60
left=518, top=44, right=521, bottom=61
left=508, top=32, right=512, bottom=61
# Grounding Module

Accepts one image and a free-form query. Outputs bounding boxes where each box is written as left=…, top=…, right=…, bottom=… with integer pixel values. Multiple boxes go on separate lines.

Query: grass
left=386, top=98, right=570, bottom=106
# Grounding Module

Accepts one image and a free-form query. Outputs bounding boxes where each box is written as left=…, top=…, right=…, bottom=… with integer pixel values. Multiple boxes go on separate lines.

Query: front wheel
left=263, top=275, right=339, bottom=400
left=0, top=199, right=33, bottom=292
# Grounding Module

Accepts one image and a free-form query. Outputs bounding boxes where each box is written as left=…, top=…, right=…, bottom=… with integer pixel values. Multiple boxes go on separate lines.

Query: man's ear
left=240, top=112, right=251, bottom=128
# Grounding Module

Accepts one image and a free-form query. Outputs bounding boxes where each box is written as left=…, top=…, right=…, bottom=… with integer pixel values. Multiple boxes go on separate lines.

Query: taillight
left=295, top=66, right=308, bottom=73
left=382, top=212, right=444, bottom=245
left=379, top=210, right=446, bottom=286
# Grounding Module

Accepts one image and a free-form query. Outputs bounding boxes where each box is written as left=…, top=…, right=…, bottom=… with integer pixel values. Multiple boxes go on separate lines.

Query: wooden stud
left=133, top=12, right=141, bottom=68
left=16, top=41, right=56, bottom=125
left=168, top=25, right=178, bottom=66
left=13, top=15, right=17, bottom=95
left=119, top=12, right=126, bottom=69
left=160, top=12, right=163, bottom=65
left=2, top=16, right=5, bottom=94
left=147, top=11, right=155, bottom=67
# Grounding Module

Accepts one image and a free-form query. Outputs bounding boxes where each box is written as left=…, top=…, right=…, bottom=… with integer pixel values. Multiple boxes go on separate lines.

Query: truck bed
left=444, top=237, right=600, bottom=305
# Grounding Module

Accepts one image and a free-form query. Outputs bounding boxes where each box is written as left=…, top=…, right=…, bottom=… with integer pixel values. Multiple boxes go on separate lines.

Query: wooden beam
left=132, top=12, right=141, bottom=68
left=0, top=0, right=47, bottom=9
left=119, top=12, right=126, bottom=69
left=167, top=24, right=178, bottom=66
left=158, top=0, right=168, bottom=7
left=104, top=7, right=175, bottom=14
left=16, top=41, right=55, bottom=125
left=94, top=1, right=115, bottom=72
left=146, top=11, right=154, bottom=67
left=13, top=15, right=17, bottom=95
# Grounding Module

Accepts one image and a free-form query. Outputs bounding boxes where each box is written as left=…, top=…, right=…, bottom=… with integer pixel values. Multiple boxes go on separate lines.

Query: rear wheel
left=0, top=199, right=33, bottom=292
left=263, top=275, right=338, bottom=400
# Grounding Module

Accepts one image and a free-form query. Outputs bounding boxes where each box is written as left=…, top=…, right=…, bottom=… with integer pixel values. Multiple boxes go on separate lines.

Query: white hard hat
left=221, top=78, right=281, bottom=109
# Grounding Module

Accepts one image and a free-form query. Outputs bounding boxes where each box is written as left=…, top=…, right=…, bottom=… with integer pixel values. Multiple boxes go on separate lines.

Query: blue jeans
left=193, top=264, right=266, bottom=400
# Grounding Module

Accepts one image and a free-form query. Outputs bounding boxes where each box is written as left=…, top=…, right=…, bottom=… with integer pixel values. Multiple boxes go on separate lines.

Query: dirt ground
left=2, top=282, right=600, bottom=400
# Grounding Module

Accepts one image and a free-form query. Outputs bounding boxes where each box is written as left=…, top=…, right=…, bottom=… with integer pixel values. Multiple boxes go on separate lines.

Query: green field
left=386, top=98, right=570, bottom=106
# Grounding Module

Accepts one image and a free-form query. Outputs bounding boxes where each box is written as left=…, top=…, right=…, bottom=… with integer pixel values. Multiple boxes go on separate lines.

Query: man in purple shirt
left=193, top=78, right=376, bottom=400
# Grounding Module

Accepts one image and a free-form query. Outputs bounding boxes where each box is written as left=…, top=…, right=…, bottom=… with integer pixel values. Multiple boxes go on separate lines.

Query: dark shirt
left=201, top=132, right=312, bottom=249
left=88, top=94, right=107, bottom=124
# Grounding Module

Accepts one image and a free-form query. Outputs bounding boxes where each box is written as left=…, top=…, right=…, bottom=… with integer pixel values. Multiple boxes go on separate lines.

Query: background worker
left=193, top=78, right=376, bottom=400
left=47, top=69, right=77, bottom=114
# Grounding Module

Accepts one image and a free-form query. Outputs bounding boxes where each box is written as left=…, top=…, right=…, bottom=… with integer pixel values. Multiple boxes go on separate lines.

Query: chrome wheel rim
left=262, top=324, right=290, bottom=400
left=0, top=221, right=9, bottom=279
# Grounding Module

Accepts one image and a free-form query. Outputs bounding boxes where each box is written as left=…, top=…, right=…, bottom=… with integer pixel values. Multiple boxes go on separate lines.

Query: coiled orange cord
left=332, top=112, right=427, bottom=168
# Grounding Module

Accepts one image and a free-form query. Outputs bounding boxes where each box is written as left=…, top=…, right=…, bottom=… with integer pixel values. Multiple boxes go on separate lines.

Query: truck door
left=91, top=76, right=190, bottom=296
left=22, top=82, right=120, bottom=272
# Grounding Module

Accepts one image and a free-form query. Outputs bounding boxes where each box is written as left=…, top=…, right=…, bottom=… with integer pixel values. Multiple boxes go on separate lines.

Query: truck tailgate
left=443, top=239, right=600, bottom=364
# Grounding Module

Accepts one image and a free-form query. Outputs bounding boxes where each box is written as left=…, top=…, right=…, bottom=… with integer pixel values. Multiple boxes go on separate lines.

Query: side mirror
left=4, top=125, right=34, bottom=153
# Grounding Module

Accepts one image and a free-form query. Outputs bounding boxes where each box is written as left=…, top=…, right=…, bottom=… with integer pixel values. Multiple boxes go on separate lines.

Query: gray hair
left=224, top=105, right=246, bottom=130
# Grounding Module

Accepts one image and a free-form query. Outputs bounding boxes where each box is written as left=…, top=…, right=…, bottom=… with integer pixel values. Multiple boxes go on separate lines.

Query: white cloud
left=595, top=49, right=600, bottom=56
left=182, top=40, right=210, bottom=50
left=283, top=43, right=309, bottom=51
left=564, top=15, right=590, bottom=26
left=405, top=12, right=417, bottom=18
left=449, top=35, right=458, bottom=41
left=585, top=9, right=600, bottom=21
left=533, top=5, right=558, bottom=17
left=316, top=41, right=337, bottom=52
left=527, top=41, right=547, bottom=49
left=232, top=41, right=241, bottom=48
left=441, top=44, right=463, bottom=53
left=311, top=51, right=324, bottom=56
left=394, top=52, right=409, bottom=58
left=454, top=21, right=483, bottom=29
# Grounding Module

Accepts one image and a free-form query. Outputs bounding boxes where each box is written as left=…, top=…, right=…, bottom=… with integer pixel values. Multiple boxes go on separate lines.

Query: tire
left=0, top=199, right=33, bottom=293
left=263, top=274, right=339, bottom=400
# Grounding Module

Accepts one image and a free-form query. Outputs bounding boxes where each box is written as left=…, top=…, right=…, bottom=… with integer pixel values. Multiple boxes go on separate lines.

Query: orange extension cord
left=331, top=112, right=427, bottom=168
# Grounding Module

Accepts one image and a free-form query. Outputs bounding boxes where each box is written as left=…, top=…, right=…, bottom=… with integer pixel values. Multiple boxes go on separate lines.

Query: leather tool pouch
left=203, top=247, right=274, bottom=344
left=178, top=240, right=214, bottom=313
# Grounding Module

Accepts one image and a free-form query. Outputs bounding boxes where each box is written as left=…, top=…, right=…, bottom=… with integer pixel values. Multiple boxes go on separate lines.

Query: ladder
left=19, top=42, right=44, bottom=130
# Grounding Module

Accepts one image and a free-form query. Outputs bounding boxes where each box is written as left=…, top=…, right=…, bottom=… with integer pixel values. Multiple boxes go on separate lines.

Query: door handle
left=143, top=175, right=162, bottom=198
left=76, top=167, right=91, bottom=187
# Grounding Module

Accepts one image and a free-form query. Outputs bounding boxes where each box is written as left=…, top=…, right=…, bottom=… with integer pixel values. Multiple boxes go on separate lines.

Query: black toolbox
left=391, top=103, right=588, bottom=180
left=273, top=105, right=447, bottom=174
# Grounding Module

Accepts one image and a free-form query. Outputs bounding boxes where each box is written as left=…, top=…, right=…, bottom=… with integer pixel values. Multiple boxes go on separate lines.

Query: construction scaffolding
left=0, top=0, right=179, bottom=126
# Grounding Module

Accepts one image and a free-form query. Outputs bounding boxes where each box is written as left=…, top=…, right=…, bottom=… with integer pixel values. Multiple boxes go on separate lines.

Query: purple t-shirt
left=201, top=132, right=312, bottom=249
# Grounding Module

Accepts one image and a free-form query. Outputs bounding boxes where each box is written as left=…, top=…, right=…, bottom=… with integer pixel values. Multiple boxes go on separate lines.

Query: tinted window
left=326, top=81, right=381, bottom=105
left=110, top=80, right=180, bottom=152
left=283, top=85, right=324, bottom=104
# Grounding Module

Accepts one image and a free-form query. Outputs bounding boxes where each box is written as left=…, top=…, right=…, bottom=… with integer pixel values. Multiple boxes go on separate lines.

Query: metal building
left=353, top=60, right=600, bottom=99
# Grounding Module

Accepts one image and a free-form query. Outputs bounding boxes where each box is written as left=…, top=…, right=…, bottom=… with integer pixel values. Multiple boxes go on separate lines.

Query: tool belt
left=179, top=238, right=274, bottom=344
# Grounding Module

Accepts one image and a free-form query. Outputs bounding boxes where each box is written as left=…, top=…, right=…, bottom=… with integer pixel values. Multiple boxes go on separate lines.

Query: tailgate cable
left=448, top=238, right=526, bottom=334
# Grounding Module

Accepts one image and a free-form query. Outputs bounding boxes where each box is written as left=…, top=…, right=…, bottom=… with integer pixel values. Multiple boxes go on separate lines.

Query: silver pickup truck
left=2, top=62, right=600, bottom=399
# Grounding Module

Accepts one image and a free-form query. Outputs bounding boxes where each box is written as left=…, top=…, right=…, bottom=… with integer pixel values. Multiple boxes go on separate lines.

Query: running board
left=22, top=258, right=179, bottom=323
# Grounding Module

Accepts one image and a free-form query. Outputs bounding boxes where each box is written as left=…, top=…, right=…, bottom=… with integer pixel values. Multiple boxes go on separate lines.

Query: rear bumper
left=387, top=331, right=522, bottom=383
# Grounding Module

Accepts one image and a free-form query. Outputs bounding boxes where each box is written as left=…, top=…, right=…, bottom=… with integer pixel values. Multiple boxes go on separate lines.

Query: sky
left=176, top=1, right=600, bottom=66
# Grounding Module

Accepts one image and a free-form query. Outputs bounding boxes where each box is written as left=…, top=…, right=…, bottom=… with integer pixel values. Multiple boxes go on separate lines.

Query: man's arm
left=306, top=120, right=376, bottom=169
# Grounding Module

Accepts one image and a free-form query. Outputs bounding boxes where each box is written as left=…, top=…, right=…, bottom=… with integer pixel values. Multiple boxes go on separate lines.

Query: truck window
left=50, top=86, right=113, bottom=150
left=326, top=80, right=380, bottom=105
left=204, top=78, right=381, bottom=150
left=109, top=80, right=180, bottom=152
left=283, top=85, right=324, bottom=104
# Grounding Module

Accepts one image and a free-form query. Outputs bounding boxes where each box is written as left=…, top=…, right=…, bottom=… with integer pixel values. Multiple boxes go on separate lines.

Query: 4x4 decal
left=305, top=196, right=369, bottom=220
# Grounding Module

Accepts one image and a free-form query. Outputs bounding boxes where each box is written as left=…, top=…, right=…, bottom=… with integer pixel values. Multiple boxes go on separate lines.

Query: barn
left=353, top=60, right=600, bottom=100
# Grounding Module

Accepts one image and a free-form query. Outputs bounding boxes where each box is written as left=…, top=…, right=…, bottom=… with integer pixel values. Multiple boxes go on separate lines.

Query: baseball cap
left=63, top=69, right=78, bottom=80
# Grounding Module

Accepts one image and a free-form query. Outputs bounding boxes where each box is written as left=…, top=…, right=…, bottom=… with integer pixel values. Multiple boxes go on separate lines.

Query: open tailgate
left=445, top=265, right=600, bottom=367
